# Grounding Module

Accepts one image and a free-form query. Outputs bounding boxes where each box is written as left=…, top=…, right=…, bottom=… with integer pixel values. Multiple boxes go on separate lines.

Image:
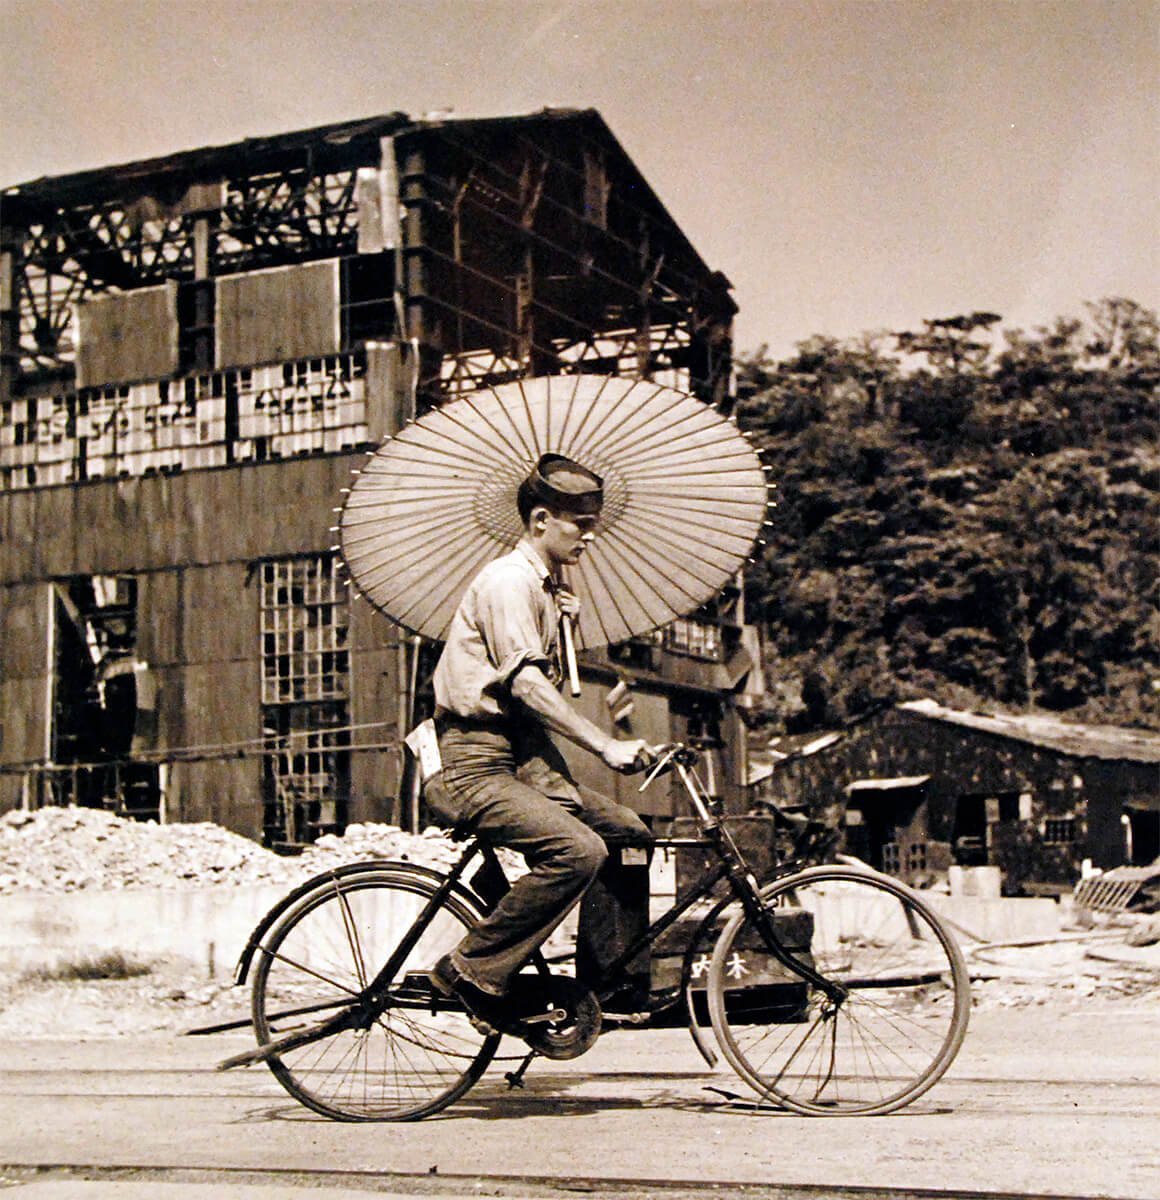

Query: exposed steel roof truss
left=3, top=112, right=733, bottom=412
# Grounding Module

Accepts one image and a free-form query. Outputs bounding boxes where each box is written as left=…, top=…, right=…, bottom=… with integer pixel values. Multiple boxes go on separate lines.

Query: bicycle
left=213, top=743, right=970, bottom=1120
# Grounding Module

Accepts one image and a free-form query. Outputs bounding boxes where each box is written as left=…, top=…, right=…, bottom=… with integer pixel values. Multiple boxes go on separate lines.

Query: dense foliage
left=735, top=298, right=1159, bottom=732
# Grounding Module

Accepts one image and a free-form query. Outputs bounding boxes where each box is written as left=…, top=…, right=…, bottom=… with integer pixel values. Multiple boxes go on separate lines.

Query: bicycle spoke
left=334, top=876, right=371, bottom=992
left=260, top=948, right=362, bottom=1004
left=251, top=866, right=500, bottom=1120
left=707, top=866, right=969, bottom=1115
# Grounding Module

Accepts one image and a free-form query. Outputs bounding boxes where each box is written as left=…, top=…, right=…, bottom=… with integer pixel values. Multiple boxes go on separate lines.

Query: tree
left=995, top=317, right=1084, bottom=399
left=1084, top=297, right=1160, bottom=369
left=894, top=312, right=1002, bottom=375
left=738, top=299, right=1160, bottom=732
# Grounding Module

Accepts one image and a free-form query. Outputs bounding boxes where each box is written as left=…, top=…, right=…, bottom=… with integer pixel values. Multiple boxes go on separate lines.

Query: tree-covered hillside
left=736, top=298, right=1159, bottom=732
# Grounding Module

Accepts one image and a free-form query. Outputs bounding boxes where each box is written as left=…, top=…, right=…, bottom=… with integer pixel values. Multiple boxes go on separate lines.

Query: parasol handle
left=560, top=612, right=582, bottom=697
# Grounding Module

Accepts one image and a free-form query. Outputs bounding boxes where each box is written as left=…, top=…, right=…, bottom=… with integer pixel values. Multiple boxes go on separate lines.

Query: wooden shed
left=756, top=699, right=1160, bottom=893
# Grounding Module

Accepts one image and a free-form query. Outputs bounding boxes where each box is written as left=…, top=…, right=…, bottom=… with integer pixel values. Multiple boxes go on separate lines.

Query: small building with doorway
left=0, top=109, right=763, bottom=846
left=754, top=699, right=1160, bottom=894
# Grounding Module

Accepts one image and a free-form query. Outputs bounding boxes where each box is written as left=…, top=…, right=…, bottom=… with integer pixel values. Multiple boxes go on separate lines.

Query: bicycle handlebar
left=608, top=741, right=683, bottom=776
left=632, top=742, right=699, bottom=789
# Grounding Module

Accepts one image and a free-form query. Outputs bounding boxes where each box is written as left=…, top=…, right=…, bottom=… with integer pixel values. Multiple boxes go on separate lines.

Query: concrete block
left=925, top=894, right=1062, bottom=944
left=948, top=865, right=1002, bottom=898
left=0, top=885, right=289, bottom=979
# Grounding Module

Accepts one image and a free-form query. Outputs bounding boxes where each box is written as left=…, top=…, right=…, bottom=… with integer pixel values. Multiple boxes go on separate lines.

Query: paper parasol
left=338, top=374, right=770, bottom=652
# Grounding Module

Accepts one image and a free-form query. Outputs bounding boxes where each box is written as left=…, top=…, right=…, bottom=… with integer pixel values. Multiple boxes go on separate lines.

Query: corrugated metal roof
left=846, top=775, right=931, bottom=791
left=899, top=699, right=1160, bottom=764
left=745, top=729, right=844, bottom=785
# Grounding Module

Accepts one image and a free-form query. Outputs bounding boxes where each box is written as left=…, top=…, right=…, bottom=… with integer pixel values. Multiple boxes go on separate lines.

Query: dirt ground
left=2, top=923, right=1157, bottom=1041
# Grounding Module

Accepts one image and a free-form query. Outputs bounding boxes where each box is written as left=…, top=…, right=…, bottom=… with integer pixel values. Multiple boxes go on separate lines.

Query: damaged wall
left=0, top=456, right=405, bottom=835
left=0, top=110, right=745, bottom=844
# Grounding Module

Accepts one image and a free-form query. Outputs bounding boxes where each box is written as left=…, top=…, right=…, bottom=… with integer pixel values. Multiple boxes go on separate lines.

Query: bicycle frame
left=215, top=743, right=842, bottom=1071
left=213, top=741, right=970, bottom=1120
left=592, top=749, right=845, bottom=1019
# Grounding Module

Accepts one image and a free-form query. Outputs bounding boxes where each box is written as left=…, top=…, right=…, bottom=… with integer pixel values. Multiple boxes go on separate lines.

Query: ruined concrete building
left=0, top=110, right=764, bottom=845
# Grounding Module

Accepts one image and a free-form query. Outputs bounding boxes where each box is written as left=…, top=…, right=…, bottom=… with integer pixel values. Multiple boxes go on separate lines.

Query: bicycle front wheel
left=251, top=864, right=500, bottom=1121
left=707, top=865, right=969, bottom=1115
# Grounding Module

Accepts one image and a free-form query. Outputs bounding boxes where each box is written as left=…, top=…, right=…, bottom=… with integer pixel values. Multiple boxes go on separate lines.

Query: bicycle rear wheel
left=251, top=864, right=500, bottom=1120
left=707, top=864, right=969, bottom=1115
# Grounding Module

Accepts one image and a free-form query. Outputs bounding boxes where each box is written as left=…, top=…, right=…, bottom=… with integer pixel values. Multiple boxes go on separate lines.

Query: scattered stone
left=966, top=937, right=1160, bottom=1011
left=1125, top=914, right=1160, bottom=947
left=0, top=805, right=506, bottom=894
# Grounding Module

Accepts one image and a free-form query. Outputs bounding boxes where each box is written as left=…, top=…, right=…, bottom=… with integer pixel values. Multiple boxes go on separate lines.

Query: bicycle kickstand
left=504, top=1048, right=539, bottom=1090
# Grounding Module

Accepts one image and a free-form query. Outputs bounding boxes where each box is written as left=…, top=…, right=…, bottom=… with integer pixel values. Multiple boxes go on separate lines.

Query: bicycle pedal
left=399, top=970, right=436, bottom=995
left=518, top=1006, right=568, bottom=1027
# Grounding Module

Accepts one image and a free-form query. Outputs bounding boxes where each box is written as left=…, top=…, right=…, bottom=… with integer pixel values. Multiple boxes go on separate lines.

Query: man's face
left=538, top=509, right=599, bottom=567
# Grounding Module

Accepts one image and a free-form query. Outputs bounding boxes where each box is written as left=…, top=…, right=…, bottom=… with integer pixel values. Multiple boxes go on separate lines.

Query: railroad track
left=0, top=1164, right=1141, bottom=1200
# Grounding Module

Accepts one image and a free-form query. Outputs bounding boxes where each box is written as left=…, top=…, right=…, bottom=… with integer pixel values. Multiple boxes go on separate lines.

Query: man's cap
left=523, top=453, right=603, bottom=515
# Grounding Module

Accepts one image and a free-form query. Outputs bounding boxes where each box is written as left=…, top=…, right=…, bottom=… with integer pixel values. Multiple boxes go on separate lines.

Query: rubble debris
left=0, top=806, right=493, bottom=894
left=1072, top=863, right=1160, bottom=914
left=964, top=935, right=1160, bottom=1010
left=1124, top=914, right=1160, bottom=947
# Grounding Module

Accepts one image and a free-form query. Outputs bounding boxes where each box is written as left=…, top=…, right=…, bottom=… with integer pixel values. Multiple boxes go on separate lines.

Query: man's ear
left=529, top=505, right=551, bottom=533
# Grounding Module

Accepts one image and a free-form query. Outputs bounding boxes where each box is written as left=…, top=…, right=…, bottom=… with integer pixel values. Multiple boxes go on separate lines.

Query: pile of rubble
left=0, top=805, right=475, bottom=894
left=965, top=930, right=1160, bottom=1010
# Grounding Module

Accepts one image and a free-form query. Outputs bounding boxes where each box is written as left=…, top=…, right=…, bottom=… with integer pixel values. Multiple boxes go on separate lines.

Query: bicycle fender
left=676, top=871, right=802, bottom=1067
left=678, top=892, right=743, bottom=1068
left=232, top=859, right=486, bottom=984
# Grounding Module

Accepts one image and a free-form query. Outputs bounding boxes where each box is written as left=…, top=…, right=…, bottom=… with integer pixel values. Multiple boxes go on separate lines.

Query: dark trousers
left=430, top=720, right=654, bottom=996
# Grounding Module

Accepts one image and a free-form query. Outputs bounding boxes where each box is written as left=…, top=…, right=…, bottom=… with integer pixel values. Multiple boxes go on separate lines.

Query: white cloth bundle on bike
left=404, top=718, right=443, bottom=781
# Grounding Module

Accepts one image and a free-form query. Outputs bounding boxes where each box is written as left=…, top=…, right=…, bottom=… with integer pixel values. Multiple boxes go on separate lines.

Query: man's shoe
left=428, top=954, right=512, bottom=1035
left=428, top=954, right=460, bottom=998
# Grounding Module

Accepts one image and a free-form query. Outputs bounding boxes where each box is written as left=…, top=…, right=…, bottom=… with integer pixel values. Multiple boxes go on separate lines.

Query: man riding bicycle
left=426, top=453, right=655, bottom=1030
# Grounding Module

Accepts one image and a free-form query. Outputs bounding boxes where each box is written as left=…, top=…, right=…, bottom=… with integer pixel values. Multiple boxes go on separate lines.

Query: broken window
left=1124, top=807, right=1159, bottom=865
left=259, top=555, right=351, bottom=846
left=47, top=574, right=160, bottom=819
left=340, top=252, right=395, bottom=345
left=0, top=351, right=371, bottom=489
left=952, top=794, right=991, bottom=866
left=664, top=617, right=723, bottom=662
left=177, top=279, right=215, bottom=373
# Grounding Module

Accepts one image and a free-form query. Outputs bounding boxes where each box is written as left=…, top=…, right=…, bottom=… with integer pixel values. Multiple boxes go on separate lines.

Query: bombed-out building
left=0, top=109, right=766, bottom=846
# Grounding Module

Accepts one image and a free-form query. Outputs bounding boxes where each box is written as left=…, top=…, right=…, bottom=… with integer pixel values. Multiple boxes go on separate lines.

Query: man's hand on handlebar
left=600, top=738, right=660, bottom=774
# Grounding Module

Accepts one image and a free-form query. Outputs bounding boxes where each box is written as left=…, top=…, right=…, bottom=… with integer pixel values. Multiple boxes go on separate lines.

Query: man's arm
left=511, top=664, right=646, bottom=771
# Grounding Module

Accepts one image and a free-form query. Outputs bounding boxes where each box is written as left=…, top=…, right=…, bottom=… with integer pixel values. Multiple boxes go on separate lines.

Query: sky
left=1, top=0, right=1156, bottom=359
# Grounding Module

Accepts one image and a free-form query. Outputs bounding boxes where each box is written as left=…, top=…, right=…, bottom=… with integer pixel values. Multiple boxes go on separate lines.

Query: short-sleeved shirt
left=432, top=541, right=561, bottom=719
